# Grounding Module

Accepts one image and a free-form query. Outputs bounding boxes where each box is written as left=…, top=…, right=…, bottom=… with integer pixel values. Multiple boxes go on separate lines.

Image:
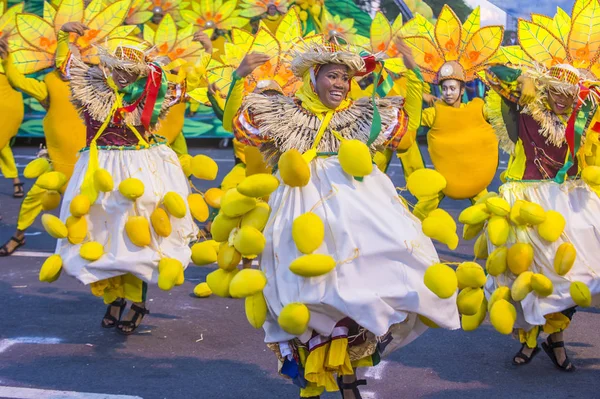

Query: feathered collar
left=243, top=93, right=404, bottom=166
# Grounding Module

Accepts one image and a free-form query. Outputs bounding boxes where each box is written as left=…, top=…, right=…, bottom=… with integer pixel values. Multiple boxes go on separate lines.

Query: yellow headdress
left=290, top=37, right=364, bottom=78
left=9, top=0, right=137, bottom=74
left=0, top=1, right=24, bottom=74
left=513, top=0, right=600, bottom=89
left=404, top=5, right=504, bottom=84
left=239, top=0, right=290, bottom=19
left=181, top=0, right=249, bottom=31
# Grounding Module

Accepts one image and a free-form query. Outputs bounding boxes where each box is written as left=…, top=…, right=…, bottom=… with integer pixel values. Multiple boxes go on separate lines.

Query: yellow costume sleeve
left=3, top=55, right=48, bottom=104
left=396, top=68, right=424, bottom=152
left=222, top=72, right=245, bottom=132
left=421, top=107, right=436, bottom=128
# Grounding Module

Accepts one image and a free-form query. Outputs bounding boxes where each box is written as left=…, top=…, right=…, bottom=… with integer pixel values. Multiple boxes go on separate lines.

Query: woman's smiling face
left=547, top=86, right=577, bottom=115
left=315, top=63, right=350, bottom=109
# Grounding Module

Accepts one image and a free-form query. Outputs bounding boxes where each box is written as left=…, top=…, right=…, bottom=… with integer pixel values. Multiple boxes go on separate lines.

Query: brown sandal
left=0, top=236, right=26, bottom=257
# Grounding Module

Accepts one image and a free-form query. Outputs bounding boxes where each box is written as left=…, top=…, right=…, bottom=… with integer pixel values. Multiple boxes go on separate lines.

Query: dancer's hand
left=236, top=52, right=270, bottom=78
left=518, top=75, right=536, bottom=105
left=423, top=93, right=438, bottom=106
left=61, top=22, right=89, bottom=36
left=194, top=31, right=212, bottom=54
left=0, top=35, right=8, bottom=60
left=394, top=37, right=417, bottom=71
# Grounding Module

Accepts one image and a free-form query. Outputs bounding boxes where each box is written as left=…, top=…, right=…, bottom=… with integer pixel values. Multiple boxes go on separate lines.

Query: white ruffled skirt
left=56, top=144, right=198, bottom=285
left=484, top=179, right=600, bottom=330
left=261, top=156, right=460, bottom=354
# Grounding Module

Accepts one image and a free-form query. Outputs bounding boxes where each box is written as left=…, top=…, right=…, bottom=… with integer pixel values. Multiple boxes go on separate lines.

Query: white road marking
left=360, top=391, right=378, bottom=399
left=0, top=337, right=62, bottom=354
left=11, top=251, right=53, bottom=258
left=0, top=386, right=142, bottom=399
left=363, top=360, right=388, bottom=380
left=13, top=155, right=37, bottom=160
left=24, top=232, right=42, bottom=237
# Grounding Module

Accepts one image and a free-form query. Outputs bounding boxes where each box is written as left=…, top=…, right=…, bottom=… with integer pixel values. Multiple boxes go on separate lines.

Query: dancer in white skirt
left=482, top=26, right=600, bottom=370
left=231, top=39, right=460, bottom=398
left=38, top=22, right=198, bottom=335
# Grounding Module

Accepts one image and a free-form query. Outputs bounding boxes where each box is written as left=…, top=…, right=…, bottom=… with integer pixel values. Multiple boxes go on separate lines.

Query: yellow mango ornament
left=570, top=281, right=591, bottom=307
left=221, top=188, right=257, bottom=217
left=488, top=286, right=511, bottom=311
left=519, top=202, right=546, bottom=225
left=94, top=169, right=114, bottom=192
left=206, top=268, right=239, bottom=297
left=211, top=213, right=241, bottom=242
left=292, top=212, right=325, bottom=254
left=462, top=297, right=488, bottom=331
left=188, top=193, right=209, bottom=222
left=406, top=169, right=447, bottom=198
left=39, top=254, right=63, bottom=283
left=246, top=292, right=267, bottom=328
left=191, top=240, right=219, bottom=266
left=191, top=154, right=218, bottom=180
left=217, top=243, right=242, bottom=271
left=204, top=188, right=224, bottom=209
left=511, top=271, right=533, bottom=301
left=42, top=214, right=68, bottom=239
left=41, top=191, right=61, bottom=211
left=490, top=299, right=517, bottom=335
left=80, top=241, right=104, bottom=261
left=463, top=222, right=484, bottom=241
left=422, top=209, right=459, bottom=250
left=241, top=202, right=271, bottom=231
left=24, top=158, right=51, bottom=179
left=229, top=269, right=268, bottom=298
left=459, top=204, right=491, bottom=225
left=66, top=216, right=87, bottom=245
left=278, top=149, right=310, bottom=187
left=424, top=263, right=458, bottom=299
left=486, top=247, right=508, bottom=276
left=509, top=200, right=527, bottom=226
left=193, top=282, right=212, bottom=298
left=163, top=192, right=187, bottom=218
left=554, top=242, right=576, bottom=276
left=338, top=139, right=373, bottom=177
left=278, top=302, right=310, bottom=335
left=456, top=262, right=486, bottom=288
left=158, top=258, right=184, bottom=291
left=457, top=287, right=484, bottom=316
left=70, top=195, right=91, bottom=217
left=232, top=226, right=266, bottom=258
left=487, top=216, right=510, bottom=247
left=473, top=233, right=489, bottom=259
left=535, top=210, right=566, bottom=243
left=486, top=197, right=510, bottom=216
left=507, top=243, right=533, bottom=275
left=237, top=174, right=280, bottom=198
left=119, top=178, right=145, bottom=200
left=531, top=273, right=553, bottom=297
left=150, top=208, right=172, bottom=237
left=125, top=216, right=152, bottom=247
left=289, top=254, right=336, bottom=277
left=36, top=171, right=67, bottom=191
left=582, top=165, right=600, bottom=186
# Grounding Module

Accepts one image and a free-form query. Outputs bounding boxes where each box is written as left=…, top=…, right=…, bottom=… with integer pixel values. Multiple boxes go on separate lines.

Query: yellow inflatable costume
left=405, top=6, right=503, bottom=218
left=0, top=2, right=24, bottom=189
left=1, top=0, right=135, bottom=238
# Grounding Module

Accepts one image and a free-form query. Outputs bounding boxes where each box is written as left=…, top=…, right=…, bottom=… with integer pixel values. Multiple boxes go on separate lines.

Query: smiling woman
left=221, top=38, right=460, bottom=398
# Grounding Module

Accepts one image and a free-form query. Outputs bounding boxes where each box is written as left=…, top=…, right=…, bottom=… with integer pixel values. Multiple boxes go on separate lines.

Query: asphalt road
left=1, top=145, right=599, bottom=399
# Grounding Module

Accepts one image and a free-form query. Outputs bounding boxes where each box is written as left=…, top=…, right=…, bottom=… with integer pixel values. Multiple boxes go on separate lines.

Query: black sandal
left=101, top=299, right=127, bottom=328
left=512, top=344, right=541, bottom=366
left=0, top=236, right=26, bottom=257
left=542, top=336, right=576, bottom=372
left=116, top=304, right=149, bottom=335
left=337, top=376, right=366, bottom=399
left=13, top=182, right=24, bottom=198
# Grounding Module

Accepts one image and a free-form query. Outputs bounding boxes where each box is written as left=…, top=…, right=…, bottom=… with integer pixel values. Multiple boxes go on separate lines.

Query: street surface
left=1, top=145, right=599, bottom=399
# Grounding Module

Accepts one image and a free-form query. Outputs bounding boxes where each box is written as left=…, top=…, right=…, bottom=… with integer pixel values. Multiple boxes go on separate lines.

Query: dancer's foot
left=512, top=344, right=540, bottom=365
left=117, top=302, right=149, bottom=335
left=101, top=298, right=126, bottom=328
left=0, top=233, right=25, bottom=257
left=13, top=181, right=24, bottom=198
left=542, top=332, right=575, bottom=371
left=337, top=374, right=366, bottom=399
